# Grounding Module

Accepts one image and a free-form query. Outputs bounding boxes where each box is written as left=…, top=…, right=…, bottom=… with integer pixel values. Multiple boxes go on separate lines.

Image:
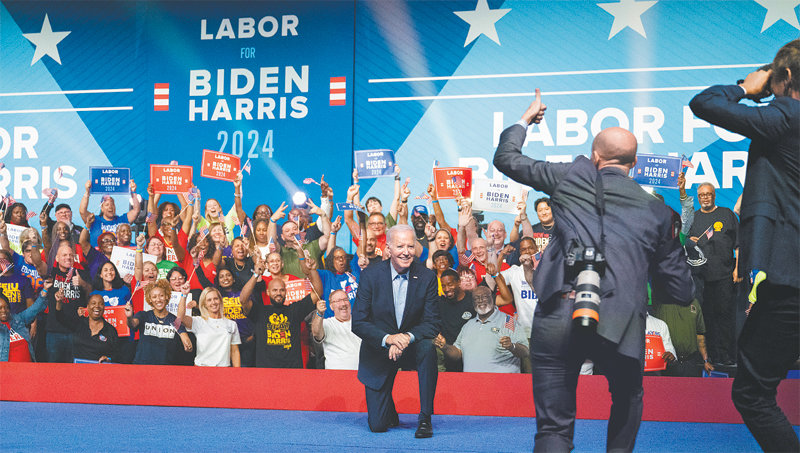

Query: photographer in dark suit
left=689, top=39, right=800, bottom=452
left=352, top=224, right=441, bottom=438
left=494, top=89, right=694, bottom=452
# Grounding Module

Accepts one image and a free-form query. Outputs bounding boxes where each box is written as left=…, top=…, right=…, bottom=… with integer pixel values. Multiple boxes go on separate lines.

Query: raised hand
left=521, top=88, right=546, bottom=125
left=136, top=232, right=146, bottom=249
left=271, top=201, right=288, bottom=222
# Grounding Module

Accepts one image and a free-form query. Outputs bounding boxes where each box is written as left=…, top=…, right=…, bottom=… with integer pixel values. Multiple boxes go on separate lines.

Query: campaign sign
left=336, top=202, right=367, bottom=213
left=104, top=306, right=131, bottom=337
left=631, top=155, right=682, bottom=189
left=151, top=165, right=193, bottom=194
left=90, top=167, right=130, bottom=194
left=5, top=224, right=26, bottom=254
left=354, top=149, right=395, bottom=179
left=201, top=149, right=240, bottom=182
left=285, top=279, right=313, bottom=304
left=110, top=246, right=156, bottom=278
left=472, top=178, right=527, bottom=214
left=644, top=334, right=667, bottom=372
left=433, top=167, right=472, bottom=199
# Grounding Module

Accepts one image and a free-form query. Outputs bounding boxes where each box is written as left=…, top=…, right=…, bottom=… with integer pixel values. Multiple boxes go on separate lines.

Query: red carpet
left=1, top=363, right=797, bottom=424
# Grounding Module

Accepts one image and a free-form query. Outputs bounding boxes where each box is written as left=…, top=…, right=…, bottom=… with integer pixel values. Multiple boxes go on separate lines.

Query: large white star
left=754, top=0, right=800, bottom=32
left=597, top=0, right=658, bottom=39
left=453, top=0, right=511, bottom=47
left=23, top=14, right=71, bottom=66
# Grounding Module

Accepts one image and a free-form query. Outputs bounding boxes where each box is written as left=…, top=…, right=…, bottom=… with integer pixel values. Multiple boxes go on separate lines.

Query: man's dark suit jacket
left=494, top=124, right=694, bottom=362
left=352, top=259, right=440, bottom=390
left=690, top=85, right=800, bottom=289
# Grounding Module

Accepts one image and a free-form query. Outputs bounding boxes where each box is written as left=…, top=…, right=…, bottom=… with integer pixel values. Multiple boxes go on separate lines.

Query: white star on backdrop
left=453, top=0, right=511, bottom=46
left=597, top=0, right=658, bottom=39
left=22, top=14, right=71, bottom=66
left=754, top=0, right=800, bottom=31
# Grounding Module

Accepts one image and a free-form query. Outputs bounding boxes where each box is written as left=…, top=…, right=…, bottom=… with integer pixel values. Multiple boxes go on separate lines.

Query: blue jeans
left=45, top=332, right=73, bottom=363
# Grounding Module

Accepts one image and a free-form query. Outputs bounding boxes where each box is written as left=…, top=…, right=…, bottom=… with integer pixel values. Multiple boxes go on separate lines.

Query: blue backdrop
left=1, top=0, right=797, bottom=248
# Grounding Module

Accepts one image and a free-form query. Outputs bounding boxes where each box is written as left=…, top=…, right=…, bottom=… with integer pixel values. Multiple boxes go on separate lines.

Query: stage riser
left=1, top=363, right=797, bottom=424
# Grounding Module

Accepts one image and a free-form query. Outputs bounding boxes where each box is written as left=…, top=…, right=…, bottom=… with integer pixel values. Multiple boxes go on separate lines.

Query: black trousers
left=531, top=298, right=643, bottom=453
left=732, top=281, right=799, bottom=452
left=364, top=339, right=438, bottom=432
left=696, top=276, right=736, bottom=362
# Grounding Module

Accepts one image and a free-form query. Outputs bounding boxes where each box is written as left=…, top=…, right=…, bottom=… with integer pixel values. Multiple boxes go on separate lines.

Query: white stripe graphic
left=369, top=86, right=710, bottom=102
left=154, top=99, right=169, bottom=106
left=368, top=63, right=766, bottom=83
left=0, top=88, right=133, bottom=97
left=329, top=82, right=347, bottom=90
left=329, top=93, right=347, bottom=101
left=0, top=106, right=133, bottom=114
left=154, top=88, right=170, bottom=96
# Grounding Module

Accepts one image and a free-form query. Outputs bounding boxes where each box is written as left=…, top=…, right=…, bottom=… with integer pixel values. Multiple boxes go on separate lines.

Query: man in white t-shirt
left=644, top=312, right=677, bottom=375
left=311, top=289, right=361, bottom=370
left=496, top=237, right=539, bottom=339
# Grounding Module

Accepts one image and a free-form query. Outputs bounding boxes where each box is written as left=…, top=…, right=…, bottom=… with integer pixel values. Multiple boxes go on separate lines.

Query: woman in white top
left=177, top=284, right=241, bottom=367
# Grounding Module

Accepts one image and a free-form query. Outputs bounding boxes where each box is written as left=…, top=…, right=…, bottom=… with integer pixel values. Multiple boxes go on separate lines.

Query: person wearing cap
left=40, top=203, right=82, bottom=245
left=410, top=205, right=429, bottom=245
left=79, top=180, right=140, bottom=247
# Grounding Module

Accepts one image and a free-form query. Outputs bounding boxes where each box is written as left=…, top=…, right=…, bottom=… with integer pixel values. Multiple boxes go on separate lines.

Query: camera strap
left=594, top=171, right=607, bottom=254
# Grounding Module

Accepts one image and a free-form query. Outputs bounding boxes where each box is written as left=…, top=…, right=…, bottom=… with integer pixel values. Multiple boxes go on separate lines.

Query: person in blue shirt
left=318, top=247, right=360, bottom=318
left=90, top=261, right=131, bottom=307
left=78, top=179, right=141, bottom=247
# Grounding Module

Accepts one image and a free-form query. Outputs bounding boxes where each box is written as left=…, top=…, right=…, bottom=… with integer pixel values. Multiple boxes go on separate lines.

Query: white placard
left=110, top=246, right=156, bottom=278
left=6, top=224, right=26, bottom=254
left=471, top=178, right=528, bottom=214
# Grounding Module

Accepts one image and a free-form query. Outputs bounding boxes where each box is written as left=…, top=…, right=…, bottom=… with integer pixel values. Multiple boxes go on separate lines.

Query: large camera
left=737, top=63, right=773, bottom=102
left=565, top=243, right=606, bottom=330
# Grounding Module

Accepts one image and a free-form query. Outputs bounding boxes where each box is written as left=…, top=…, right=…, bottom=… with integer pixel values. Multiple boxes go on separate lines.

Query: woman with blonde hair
left=177, top=284, right=240, bottom=367
left=125, top=278, right=191, bottom=365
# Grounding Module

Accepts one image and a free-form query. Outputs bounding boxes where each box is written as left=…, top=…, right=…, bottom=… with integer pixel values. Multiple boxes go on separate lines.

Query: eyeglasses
left=100, top=239, right=115, bottom=244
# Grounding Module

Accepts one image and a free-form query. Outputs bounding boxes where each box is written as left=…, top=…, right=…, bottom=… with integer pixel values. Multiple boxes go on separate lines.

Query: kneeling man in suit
left=352, top=224, right=441, bottom=438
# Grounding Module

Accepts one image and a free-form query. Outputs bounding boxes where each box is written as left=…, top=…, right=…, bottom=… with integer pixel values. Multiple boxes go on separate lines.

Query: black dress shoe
left=388, top=413, right=400, bottom=428
left=415, top=420, right=433, bottom=438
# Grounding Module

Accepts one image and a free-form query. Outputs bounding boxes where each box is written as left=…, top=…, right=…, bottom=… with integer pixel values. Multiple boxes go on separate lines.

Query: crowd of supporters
left=0, top=164, right=742, bottom=377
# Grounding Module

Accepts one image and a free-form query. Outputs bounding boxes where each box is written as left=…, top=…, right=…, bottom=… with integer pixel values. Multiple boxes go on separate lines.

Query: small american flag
left=432, top=160, right=440, bottom=167
left=198, top=226, right=209, bottom=241
left=55, top=167, right=63, bottom=178
left=242, top=159, right=251, bottom=175
left=504, top=314, right=516, bottom=332
left=459, top=249, right=475, bottom=266
left=0, top=257, right=13, bottom=276
left=681, top=154, right=695, bottom=169
left=42, top=187, right=58, bottom=203
left=240, top=221, right=249, bottom=238
left=65, top=266, right=75, bottom=282
left=702, top=225, right=714, bottom=240
left=414, top=192, right=431, bottom=200
left=303, top=177, right=320, bottom=185
left=169, top=160, right=179, bottom=166
left=26, top=211, right=37, bottom=221
left=267, top=236, right=276, bottom=253
left=145, top=212, right=155, bottom=223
